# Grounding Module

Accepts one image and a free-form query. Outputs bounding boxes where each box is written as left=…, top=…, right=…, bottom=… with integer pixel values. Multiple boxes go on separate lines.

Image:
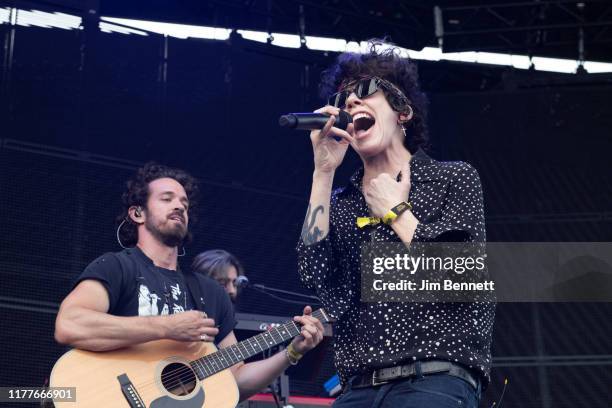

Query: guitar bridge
left=117, top=373, right=146, bottom=408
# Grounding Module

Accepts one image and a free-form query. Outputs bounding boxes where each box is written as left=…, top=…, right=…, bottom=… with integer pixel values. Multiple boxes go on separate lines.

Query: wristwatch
left=382, top=201, right=413, bottom=225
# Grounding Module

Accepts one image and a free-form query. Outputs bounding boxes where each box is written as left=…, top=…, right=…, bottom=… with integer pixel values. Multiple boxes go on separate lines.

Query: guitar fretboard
left=189, top=309, right=328, bottom=379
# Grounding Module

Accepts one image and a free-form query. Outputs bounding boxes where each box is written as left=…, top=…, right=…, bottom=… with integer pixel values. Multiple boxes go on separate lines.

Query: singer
left=297, top=41, right=495, bottom=407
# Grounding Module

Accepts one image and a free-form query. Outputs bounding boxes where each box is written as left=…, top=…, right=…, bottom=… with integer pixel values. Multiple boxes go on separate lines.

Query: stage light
left=99, top=22, right=148, bottom=36
left=0, top=7, right=11, bottom=24
left=474, top=52, right=512, bottom=66
left=442, top=51, right=478, bottom=63
left=270, top=32, right=301, bottom=48
left=510, top=55, right=532, bottom=70
left=14, top=8, right=81, bottom=30
left=237, top=29, right=269, bottom=44
left=101, top=17, right=231, bottom=40
left=3, top=8, right=611, bottom=75
left=345, top=41, right=360, bottom=53
left=583, top=61, right=612, bottom=74
left=305, top=35, right=346, bottom=52
left=406, top=47, right=442, bottom=62
left=532, top=56, right=578, bottom=74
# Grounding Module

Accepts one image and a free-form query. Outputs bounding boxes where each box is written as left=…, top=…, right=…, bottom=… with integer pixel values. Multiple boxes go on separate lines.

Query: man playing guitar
left=53, top=162, right=324, bottom=406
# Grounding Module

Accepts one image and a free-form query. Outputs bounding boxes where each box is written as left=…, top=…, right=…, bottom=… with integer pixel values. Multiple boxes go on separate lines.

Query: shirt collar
left=127, top=246, right=181, bottom=272
left=128, top=246, right=154, bottom=266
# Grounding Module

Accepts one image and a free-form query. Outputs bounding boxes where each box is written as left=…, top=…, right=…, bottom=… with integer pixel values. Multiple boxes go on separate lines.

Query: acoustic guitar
left=49, top=309, right=330, bottom=407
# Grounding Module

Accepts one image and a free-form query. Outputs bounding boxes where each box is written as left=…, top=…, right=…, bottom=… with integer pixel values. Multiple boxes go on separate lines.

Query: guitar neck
left=189, top=309, right=329, bottom=380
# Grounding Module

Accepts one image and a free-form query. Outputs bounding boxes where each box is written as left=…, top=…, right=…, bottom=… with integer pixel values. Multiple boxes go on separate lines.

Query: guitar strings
left=130, top=310, right=325, bottom=393
left=134, top=309, right=325, bottom=389
left=59, top=311, right=327, bottom=401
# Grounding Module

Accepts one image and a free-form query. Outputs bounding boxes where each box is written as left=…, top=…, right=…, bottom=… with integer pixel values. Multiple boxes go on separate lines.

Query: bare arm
left=221, top=307, right=324, bottom=401
left=54, top=279, right=218, bottom=351
left=220, top=332, right=289, bottom=402
left=301, top=106, right=354, bottom=245
left=301, top=172, right=334, bottom=245
left=390, top=210, right=419, bottom=243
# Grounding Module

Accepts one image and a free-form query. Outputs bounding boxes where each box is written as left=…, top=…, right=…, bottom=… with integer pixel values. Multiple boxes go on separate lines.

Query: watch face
left=394, top=202, right=410, bottom=213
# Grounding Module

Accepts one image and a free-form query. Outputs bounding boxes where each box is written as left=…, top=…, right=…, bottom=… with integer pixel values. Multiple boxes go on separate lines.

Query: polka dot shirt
left=297, top=149, right=496, bottom=387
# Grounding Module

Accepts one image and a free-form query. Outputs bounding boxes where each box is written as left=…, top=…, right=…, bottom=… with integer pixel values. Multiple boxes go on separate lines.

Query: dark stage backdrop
left=1, top=17, right=611, bottom=408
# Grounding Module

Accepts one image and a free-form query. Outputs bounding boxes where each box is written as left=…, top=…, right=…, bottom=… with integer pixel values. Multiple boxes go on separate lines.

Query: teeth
left=354, top=112, right=373, bottom=120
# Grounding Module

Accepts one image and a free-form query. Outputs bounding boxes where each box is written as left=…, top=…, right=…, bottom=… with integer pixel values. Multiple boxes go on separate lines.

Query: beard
left=145, top=217, right=188, bottom=248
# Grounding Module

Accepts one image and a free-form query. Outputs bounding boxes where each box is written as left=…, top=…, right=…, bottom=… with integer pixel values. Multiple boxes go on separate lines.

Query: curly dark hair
left=319, top=40, right=429, bottom=152
left=117, top=162, right=199, bottom=248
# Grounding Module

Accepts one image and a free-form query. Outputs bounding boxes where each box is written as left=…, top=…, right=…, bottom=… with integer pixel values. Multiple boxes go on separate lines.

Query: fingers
left=301, top=322, right=323, bottom=345
left=319, top=115, right=336, bottom=138
left=199, top=326, right=219, bottom=336
left=191, top=311, right=218, bottom=341
left=311, top=106, right=355, bottom=144
left=197, top=325, right=218, bottom=342
left=328, top=127, right=355, bottom=144
left=303, top=305, right=313, bottom=315
left=315, top=117, right=354, bottom=144
left=294, top=315, right=324, bottom=341
left=314, top=106, right=341, bottom=116
left=369, top=173, right=394, bottom=187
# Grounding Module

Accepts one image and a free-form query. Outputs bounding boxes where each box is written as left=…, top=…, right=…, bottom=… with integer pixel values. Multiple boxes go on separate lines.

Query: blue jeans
left=333, top=372, right=481, bottom=408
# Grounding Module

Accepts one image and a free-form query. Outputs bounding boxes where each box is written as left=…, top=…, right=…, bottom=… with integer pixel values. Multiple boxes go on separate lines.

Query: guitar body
left=49, top=340, right=239, bottom=408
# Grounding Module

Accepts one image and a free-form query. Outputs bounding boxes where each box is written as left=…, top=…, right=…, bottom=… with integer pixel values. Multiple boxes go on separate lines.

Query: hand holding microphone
left=279, top=106, right=354, bottom=174
left=278, top=109, right=352, bottom=131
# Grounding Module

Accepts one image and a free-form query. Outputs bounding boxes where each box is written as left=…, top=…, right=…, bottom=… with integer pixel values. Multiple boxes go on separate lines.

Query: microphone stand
left=249, top=283, right=320, bottom=301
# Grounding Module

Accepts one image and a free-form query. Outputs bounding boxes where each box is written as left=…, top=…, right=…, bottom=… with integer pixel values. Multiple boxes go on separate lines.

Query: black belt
left=350, top=360, right=479, bottom=390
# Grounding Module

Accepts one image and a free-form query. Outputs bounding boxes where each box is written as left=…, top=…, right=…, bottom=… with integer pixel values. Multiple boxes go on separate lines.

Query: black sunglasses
left=328, top=77, right=411, bottom=112
left=327, top=77, right=383, bottom=109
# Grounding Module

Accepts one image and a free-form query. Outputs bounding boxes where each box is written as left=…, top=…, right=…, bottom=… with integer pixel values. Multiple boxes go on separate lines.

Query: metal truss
left=434, top=1, right=612, bottom=62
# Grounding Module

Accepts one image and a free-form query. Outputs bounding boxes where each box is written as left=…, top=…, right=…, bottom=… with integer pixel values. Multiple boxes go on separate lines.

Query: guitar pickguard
left=149, top=387, right=205, bottom=408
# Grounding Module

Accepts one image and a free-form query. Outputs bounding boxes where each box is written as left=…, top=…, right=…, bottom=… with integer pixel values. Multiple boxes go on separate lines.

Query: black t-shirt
left=75, top=247, right=236, bottom=345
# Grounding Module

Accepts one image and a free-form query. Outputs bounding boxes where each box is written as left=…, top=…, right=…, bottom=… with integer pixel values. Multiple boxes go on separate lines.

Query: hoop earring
left=178, top=247, right=186, bottom=257
left=405, top=105, right=413, bottom=118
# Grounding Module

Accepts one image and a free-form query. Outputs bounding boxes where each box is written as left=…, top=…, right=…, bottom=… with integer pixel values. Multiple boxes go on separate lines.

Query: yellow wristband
left=286, top=343, right=303, bottom=365
left=382, top=210, right=398, bottom=225
left=383, top=201, right=413, bottom=225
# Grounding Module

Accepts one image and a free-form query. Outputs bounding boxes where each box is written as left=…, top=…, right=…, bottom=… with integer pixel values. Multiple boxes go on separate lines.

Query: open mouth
left=169, top=215, right=185, bottom=223
left=353, top=112, right=375, bottom=138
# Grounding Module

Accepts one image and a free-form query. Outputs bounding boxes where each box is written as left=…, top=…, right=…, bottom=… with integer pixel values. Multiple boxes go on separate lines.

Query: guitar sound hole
left=160, top=362, right=197, bottom=396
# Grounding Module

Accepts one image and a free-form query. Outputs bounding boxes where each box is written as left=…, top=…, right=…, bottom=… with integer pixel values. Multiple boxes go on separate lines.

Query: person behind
left=297, top=41, right=495, bottom=407
left=55, top=162, right=324, bottom=402
left=192, top=249, right=244, bottom=302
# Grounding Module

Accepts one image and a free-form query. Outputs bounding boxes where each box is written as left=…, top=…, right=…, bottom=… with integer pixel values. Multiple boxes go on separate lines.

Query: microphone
left=278, top=110, right=352, bottom=131
left=234, top=275, right=250, bottom=289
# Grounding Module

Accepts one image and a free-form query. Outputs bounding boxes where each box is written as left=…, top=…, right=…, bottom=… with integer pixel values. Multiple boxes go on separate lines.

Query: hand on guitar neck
left=50, top=306, right=331, bottom=407
left=288, top=305, right=324, bottom=355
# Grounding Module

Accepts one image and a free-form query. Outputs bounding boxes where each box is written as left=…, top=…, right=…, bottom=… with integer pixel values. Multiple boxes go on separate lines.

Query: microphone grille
left=336, top=110, right=353, bottom=130
left=235, top=275, right=249, bottom=288
left=278, top=114, right=297, bottom=128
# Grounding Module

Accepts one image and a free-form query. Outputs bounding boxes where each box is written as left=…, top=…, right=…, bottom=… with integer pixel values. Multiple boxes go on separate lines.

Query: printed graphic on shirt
left=138, top=283, right=185, bottom=316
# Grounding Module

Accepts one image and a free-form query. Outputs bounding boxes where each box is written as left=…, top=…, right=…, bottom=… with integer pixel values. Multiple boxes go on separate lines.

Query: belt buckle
left=372, top=371, right=389, bottom=387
